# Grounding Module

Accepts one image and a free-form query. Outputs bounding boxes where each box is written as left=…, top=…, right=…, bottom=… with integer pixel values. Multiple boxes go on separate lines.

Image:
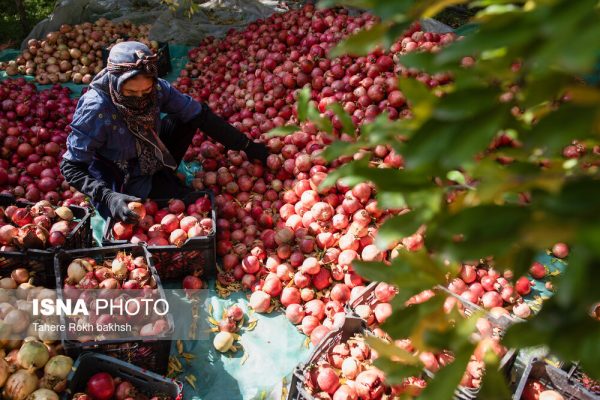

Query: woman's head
left=121, top=74, right=154, bottom=97
left=106, top=41, right=158, bottom=94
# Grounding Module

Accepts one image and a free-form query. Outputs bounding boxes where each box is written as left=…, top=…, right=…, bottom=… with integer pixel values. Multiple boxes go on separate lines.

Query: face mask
left=118, top=90, right=155, bottom=112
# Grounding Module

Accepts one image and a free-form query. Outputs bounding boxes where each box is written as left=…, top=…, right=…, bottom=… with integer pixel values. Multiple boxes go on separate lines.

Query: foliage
left=0, top=0, right=56, bottom=44
left=276, top=0, right=600, bottom=397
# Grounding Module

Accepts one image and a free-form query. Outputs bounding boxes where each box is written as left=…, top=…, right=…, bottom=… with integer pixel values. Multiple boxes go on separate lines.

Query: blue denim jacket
left=63, top=78, right=202, bottom=199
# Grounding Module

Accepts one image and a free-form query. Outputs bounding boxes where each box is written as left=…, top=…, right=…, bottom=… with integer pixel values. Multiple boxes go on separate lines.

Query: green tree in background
left=278, top=0, right=600, bottom=397
left=0, top=0, right=56, bottom=45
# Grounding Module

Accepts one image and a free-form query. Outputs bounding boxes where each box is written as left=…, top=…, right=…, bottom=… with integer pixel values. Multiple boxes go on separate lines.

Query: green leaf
left=476, top=357, right=512, bottom=400
left=375, top=213, right=424, bottom=250
left=360, top=114, right=410, bottom=144
left=432, top=87, right=499, bottom=121
left=307, top=105, right=333, bottom=133
left=372, top=357, right=424, bottom=385
left=376, top=192, right=408, bottom=210
left=321, top=141, right=364, bottom=162
left=296, top=86, right=311, bottom=122
left=321, top=159, right=435, bottom=193
left=524, top=105, right=599, bottom=153
left=418, top=343, right=476, bottom=400
left=265, top=125, right=299, bottom=137
left=330, top=23, right=390, bottom=57
left=353, top=252, right=447, bottom=293
left=422, top=0, right=468, bottom=18
left=317, top=0, right=376, bottom=10
left=366, top=337, right=419, bottom=364
left=429, top=205, right=531, bottom=259
left=326, top=102, right=356, bottom=137
left=398, top=79, right=438, bottom=122
left=382, top=295, right=446, bottom=339
left=537, top=178, right=600, bottom=220
left=446, top=170, right=466, bottom=185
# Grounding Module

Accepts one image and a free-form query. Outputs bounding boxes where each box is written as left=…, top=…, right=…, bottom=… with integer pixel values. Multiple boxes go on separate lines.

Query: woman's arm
left=61, top=95, right=140, bottom=222
left=158, top=79, right=268, bottom=163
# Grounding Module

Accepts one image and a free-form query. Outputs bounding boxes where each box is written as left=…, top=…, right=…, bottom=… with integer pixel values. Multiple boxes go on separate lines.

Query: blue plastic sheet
left=163, top=281, right=310, bottom=400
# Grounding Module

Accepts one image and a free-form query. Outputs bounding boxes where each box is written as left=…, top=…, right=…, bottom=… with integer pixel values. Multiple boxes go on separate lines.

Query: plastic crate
left=103, top=191, right=216, bottom=280
left=0, top=194, right=92, bottom=288
left=513, top=359, right=599, bottom=400
left=55, top=244, right=174, bottom=375
left=102, top=41, right=171, bottom=77
left=65, top=353, right=182, bottom=400
left=288, top=316, right=366, bottom=400
left=564, top=363, right=600, bottom=396
left=348, top=283, right=518, bottom=399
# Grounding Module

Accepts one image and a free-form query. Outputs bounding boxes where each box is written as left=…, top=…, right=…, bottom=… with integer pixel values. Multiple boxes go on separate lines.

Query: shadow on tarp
left=162, top=280, right=311, bottom=400
left=0, top=44, right=193, bottom=97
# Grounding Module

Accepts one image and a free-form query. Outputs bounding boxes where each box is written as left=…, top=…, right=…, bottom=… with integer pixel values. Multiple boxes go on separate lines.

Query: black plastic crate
left=102, top=41, right=172, bottom=77
left=0, top=194, right=93, bottom=288
left=65, top=353, right=182, bottom=400
left=348, top=282, right=519, bottom=399
left=102, top=191, right=216, bottom=280
left=565, top=363, right=600, bottom=395
left=288, top=316, right=366, bottom=400
left=55, top=244, right=174, bottom=375
left=513, top=359, right=599, bottom=400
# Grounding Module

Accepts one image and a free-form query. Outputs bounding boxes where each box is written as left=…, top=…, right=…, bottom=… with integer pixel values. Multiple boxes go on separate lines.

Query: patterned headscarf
left=90, top=41, right=176, bottom=176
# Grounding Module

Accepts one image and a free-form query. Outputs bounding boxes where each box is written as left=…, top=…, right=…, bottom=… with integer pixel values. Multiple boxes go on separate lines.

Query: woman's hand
left=245, top=141, right=269, bottom=165
left=104, top=192, right=142, bottom=223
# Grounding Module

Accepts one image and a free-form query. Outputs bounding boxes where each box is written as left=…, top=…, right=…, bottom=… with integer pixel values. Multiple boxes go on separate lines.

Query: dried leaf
left=182, top=353, right=196, bottom=360
left=208, top=317, right=220, bottom=326
left=246, top=320, right=258, bottom=331
left=240, top=351, right=249, bottom=365
left=304, top=337, right=310, bottom=348
left=176, top=340, right=183, bottom=355
left=185, top=375, right=197, bottom=390
left=230, top=344, right=239, bottom=352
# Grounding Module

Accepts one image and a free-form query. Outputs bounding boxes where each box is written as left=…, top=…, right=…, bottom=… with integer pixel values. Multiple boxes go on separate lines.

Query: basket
left=0, top=194, right=92, bottom=288
left=102, top=41, right=171, bottom=77
left=102, top=191, right=217, bottom=281
left=288, top=316, right=366, bottom=400
left=55, top=244, right=174, bottom=375
left=65, top=353, right=182, bottom=400
left=513, top=359, right=599, bottom=400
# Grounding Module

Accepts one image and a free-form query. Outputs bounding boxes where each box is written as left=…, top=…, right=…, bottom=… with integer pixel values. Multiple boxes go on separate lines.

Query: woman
left=60, top=41, right=268, bottom=223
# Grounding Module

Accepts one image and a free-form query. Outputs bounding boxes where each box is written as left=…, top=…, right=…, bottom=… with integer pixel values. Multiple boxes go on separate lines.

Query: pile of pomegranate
left=0, top=79, right=88, bottom=206
left=62, top=252, right=170, bottom=340
left=171, top=4, right=455, bottom=341
left=302, top=332, right=428, bottom=399
left=0, top=19, right=155, bottom=84
left=107, top=197, right=214, bottom=247
left=0, top=200, right=83, bottom=250
left=444, top=263, right=536, bottom=319
left=73, top=371, right=174, bottom=400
